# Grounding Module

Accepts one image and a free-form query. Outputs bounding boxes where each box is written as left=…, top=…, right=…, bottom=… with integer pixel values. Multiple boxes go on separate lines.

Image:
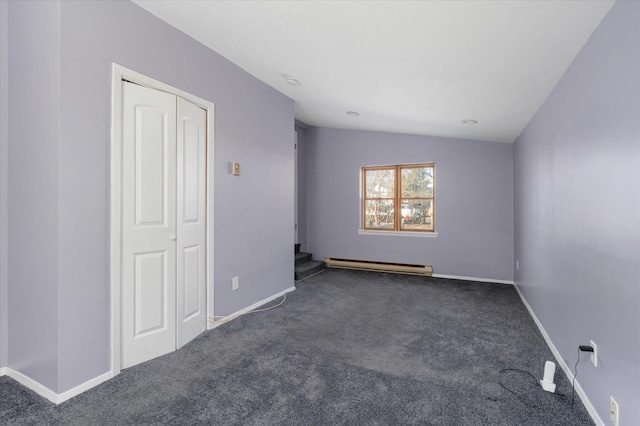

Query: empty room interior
left=0, top=0, right=638, bottom=425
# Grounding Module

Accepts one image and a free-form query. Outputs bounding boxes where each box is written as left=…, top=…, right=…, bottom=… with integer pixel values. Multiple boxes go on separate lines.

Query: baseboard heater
left=324, top=258, right=432, bottom=277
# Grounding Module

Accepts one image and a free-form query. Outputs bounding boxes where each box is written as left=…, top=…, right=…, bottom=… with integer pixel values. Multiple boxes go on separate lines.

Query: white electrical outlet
left=590, top=340, right=598, bottom=367
left=610, top=396, right=619, bottom=426
left=232, top=276, right=239, bottom=291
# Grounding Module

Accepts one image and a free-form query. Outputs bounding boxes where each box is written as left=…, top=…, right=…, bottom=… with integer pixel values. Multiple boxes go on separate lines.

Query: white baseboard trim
left=56, top=370, right=113, bottom=404
left=209, top=286, right=295, bottom=328
left=432, top=273, right=515, bottom=285
left=513, top=282, right=604, bottom=426
left=6, top=368, right=58, bottom=404
left=6, top=368, right=113, bottom=405
left=0, top=366, right=6, bottom=376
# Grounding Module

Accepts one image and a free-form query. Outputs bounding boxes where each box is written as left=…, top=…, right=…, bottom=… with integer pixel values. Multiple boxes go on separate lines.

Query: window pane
left=365, top=199, right=395, bottom=228
left=365, top=169, right=395, bottom=198
left=401, top=167, right=433, bottom=198
left=400, top=199, right=433, bottom=231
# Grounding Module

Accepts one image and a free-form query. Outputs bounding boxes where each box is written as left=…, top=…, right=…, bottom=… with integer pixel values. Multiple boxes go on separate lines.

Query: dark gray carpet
left=1, top=269, right=593, bottom=425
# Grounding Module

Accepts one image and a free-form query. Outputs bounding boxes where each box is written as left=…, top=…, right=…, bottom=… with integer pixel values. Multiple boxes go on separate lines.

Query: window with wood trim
left=362, top=164, right=435, bottom=232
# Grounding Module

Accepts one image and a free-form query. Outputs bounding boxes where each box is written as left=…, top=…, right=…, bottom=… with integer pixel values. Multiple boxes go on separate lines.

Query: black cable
left=499, top=368, right=540, bottom=407
left=499, top=368, right=568, bottom=409
left=572, top=347, right=581, bottom=406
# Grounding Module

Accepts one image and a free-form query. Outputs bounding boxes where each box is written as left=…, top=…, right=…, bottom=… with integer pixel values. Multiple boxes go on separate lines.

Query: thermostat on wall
left=231, top=162, right=240, bottom=176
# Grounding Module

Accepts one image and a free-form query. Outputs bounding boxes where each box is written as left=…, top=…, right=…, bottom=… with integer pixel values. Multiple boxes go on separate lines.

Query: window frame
left=362, top=163, right=436, bottom=233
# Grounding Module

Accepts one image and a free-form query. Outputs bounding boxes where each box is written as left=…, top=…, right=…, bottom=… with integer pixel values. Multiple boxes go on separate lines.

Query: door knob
left=170, top=235, right=177, bottom=241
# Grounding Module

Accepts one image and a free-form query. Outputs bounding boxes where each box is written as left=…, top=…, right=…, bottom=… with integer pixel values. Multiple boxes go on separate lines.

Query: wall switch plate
left=231, top=162, right=240, bottom=176
left=232, top=276, right=239, bottom=291
left=590, top=340, right=597, bottom=367
left=610, top=396, right=619, bottom=426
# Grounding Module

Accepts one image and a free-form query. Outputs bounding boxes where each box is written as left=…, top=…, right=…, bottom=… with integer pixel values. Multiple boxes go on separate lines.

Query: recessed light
left=285, top=77, right=301, bottom=86
left=346, top=111, right=360, bottom=117
left=462, top=119, right=478, bottom=125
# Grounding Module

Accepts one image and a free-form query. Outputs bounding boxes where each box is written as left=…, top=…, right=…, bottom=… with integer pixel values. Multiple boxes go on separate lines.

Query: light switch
left=231, top=162, right=240, bottom=176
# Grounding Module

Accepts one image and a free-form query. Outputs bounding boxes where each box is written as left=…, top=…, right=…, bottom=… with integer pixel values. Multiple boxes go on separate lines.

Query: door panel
left=134, top=251, right=168, bottom=336
left=182, top=119, right=200, bottom=223
left=176, top=97, right=207, bottom=348
left=181, top=245, right=200, bottom=320
left=122, top=82, right=177, bottom=369
left=135, top=107, right=168, bottom=226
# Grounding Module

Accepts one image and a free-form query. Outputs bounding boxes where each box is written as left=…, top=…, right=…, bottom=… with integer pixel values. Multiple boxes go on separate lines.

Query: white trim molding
left=6, top=368, right=58, bottom=404
left=6, top=368, right=112, bottom=405
left=56, top=371, right=113, bottom=404
left=358, top=229, right=438, bottom=238
left=513, top=282, right=604, bottom=426
left=0, top=366, right=7, bottom=376
left=432, top=273, right=515, bottom=285
left=209, top=287, right=295, bottom=328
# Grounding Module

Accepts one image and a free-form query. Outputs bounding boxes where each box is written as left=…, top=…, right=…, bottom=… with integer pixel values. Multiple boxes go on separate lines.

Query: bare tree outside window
left=400, top=166, right=434, bottom=231
left=364, top=167, right=395, bottom=228
left=362, top=164, right=435, bottom=232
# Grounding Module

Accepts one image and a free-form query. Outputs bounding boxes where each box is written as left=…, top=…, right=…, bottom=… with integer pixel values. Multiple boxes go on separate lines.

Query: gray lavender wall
left=7, top=0, right=61, bottom=391
left=7, top=0, right=294, bottom=394
left=513, top=1, right=640, bottom=424
left=0, top=0, right=8, bottom=372
left=305, top=127, right=514, bottom=282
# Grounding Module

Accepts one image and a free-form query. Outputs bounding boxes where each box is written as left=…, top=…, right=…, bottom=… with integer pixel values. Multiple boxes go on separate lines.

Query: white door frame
left=110, top=63, right=215, bottom=376
left=294, top=131, right=298, bottom=244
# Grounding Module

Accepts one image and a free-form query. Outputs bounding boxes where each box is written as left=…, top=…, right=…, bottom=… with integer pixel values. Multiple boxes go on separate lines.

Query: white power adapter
left=540, top=360, right=556, bottom=393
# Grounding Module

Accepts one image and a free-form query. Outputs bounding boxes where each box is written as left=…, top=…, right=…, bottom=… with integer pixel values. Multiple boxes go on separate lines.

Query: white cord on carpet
left=206, top=294, right=287, bottom=325
left=295, top=268, right=325, bottom=282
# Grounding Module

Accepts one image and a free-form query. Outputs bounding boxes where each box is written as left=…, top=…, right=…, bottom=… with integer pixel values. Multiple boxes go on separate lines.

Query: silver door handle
left=170, top=235, right=177, bottom=241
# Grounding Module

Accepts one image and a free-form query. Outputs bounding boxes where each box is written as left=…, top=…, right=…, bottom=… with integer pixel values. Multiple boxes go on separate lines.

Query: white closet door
left=121, top=82, right=177, bottom=369
left=176, top=97, right=207, bottom=348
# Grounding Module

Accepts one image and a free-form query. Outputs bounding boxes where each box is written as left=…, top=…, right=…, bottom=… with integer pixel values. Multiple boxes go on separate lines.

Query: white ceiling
left=134, top=0, right=614, bottom=143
